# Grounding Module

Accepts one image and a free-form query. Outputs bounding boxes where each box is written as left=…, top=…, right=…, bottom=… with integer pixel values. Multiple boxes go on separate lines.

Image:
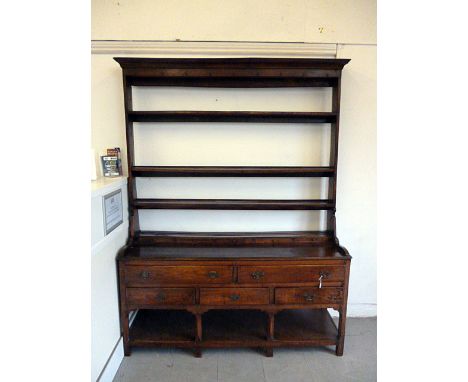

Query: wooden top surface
left=120, top=244, right=350, bottom=261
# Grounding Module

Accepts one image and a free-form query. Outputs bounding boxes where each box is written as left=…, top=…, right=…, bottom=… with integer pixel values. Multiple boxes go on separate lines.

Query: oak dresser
left=115, top=57, right=351, bottom=358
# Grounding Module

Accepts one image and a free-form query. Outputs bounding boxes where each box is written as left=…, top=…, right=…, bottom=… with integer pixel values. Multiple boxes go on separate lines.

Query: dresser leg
left=264, top=312, right=274, bottom=357
left=267, top=312, right=275, bottom=340
left=122, top=312, right=131, bottom=356
left=195, top=313, right=203, bottom=341
left=194, top=313, right=203, bottom=358
left=336, top=307, right=347, bottom=356
left=123, top=342, right=131, bottom=356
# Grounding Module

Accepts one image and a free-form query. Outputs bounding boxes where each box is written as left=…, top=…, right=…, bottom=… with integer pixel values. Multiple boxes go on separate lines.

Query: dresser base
left=118, top=235, right=351, bottom=358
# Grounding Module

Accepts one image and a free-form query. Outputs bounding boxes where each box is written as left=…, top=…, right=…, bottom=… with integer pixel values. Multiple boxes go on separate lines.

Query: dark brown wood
left=114, top=57, right=351, bottom=358
left=126, top=288, right=195, bottom=307
left=275, top=287, right=343, bottom=305
left=266, top=312, right=274, bottom=362
left=120, top=244, right=349, bottom=261
left=133, top=230, right=335, bottom=247
left=129, top=309, right=338, bottom=348
left=130, top=309, right=195, bottom=345
left=128, top=111, right=337, bottom=123
left=195, top=314, right=203, bottom=340
left=122, top=72, right=140, bottom=241
left=202, top=309, right=267, bottom=344
left=199, top=288, right=269, bottom=305
left=267, top=312, right=275, bottom=340
left=128, top=76, right=338, bottom=88
left=114, top=57, right=350, bottom=70
left=124, top=265, right=233, bottom=286
left=118, top=263, right=131, bottom=356
left=336, top=257, right=351, bottom=356
left=132, top=198, right=335, bottom=210
left=238, top=265, right=345, bottom=284
left=327, top=76, right=341, bottom=230
left=132, top=166, right=335, bottom=177
left=274, top=309, right=337, bottom=343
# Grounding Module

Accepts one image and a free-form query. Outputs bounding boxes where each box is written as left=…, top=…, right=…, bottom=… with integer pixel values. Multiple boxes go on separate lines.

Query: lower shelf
left=274, top=309, right=337, bottom=346
left=203, top=309, right=267, bottom=346
left=129, top=309, right=195, bottom=347
left=129, top=308, right=338, bottom=349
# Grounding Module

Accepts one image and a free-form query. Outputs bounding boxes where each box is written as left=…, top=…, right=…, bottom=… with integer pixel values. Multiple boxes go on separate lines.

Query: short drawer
left=275, top=287, right=343, bottom=305
left=238, top=265, right=344, bottom=284
left=124, top=265, right=233, bottom=286
left=126, top=288, right=195, bottom=306
left=200, top=288, right=269, bottom=305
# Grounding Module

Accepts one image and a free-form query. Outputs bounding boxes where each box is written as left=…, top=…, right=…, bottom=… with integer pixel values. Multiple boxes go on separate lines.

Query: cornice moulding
left=91, top=40, right=337, bottom=58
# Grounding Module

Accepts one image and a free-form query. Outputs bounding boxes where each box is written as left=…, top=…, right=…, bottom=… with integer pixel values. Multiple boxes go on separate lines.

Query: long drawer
left=200, top=288, right=269, bottom=305
left=126, top=287, right=195, bottom=306
left=124, top=265, right=233, bottom=286
left=238, top=265, right=344, bottom=284
left=275, top=287, right=343, bottom=305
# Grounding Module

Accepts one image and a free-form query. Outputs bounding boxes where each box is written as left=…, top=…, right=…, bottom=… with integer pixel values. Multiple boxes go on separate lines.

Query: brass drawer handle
left=207, top=271, right=219, bottom=279
left=155, top=292, right=166, bottom=302
left=318, top=271, right=330, bottom=289
left=229, top=294, right=240, bottom=302
left=140, top=270, right=150, bottom=280
left=303, top=292, right=314, bottom=302
left=251, top=271, right=265, bottom=280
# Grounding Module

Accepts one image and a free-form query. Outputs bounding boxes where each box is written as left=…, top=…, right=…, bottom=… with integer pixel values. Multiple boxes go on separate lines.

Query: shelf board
left=132, top=198, right=335, bottom=210
left=127, top=230, right=341, bottom=249
left=129, top=309, right=195, bottom=347
left=121, top=243, right=349, bottom=261
left=128, top=111, right=337, bottom=123
left=274, top=309, right=337, bottom=344
left=203, top=309, right=267, bottom=344
left=132, top=166, right=335, bottom=177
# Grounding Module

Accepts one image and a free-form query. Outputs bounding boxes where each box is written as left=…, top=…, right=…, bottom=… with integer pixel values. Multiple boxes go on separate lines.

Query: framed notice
left=103, top=189, right=123, bottom=235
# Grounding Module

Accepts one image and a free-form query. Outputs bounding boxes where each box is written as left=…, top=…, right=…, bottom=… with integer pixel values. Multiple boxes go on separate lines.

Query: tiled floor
left=113, top=317, right=376, bottom=382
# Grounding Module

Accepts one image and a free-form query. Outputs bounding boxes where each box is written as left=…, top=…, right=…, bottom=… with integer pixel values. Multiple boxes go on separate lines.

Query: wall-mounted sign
left=103, top=189, right=123, bottom=235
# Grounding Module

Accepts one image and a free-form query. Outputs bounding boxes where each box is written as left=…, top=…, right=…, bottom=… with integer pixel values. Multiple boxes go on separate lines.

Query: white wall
left=91, top=8, right=376, bottom=373
left=92, top=0, right=376, bottom=44
left=91, top=178, right=128, bottom=381
left=337, top=44, right=377, bottom=315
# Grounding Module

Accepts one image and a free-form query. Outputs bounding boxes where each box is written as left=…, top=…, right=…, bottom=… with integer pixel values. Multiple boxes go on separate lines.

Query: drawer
left=238, top=265, right=344, bottom=284
left=126, top=288, right=195, bottom=306
left=124, top=265, right=233, bottom=286
left=275, top=287, right=343, bottom=305
left=200, top=288, right=269, bottom=305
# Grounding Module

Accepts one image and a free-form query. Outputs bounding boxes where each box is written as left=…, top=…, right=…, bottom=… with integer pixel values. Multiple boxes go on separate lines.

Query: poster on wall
left=103, top=189, right=123, bottom=235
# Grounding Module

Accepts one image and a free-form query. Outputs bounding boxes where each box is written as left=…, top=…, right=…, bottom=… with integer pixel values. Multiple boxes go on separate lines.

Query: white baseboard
left=97, top=338, right=124, bottom=382
left=329, top=303, right=377, bottom=317
left=97, top=311, right=138, bottom=382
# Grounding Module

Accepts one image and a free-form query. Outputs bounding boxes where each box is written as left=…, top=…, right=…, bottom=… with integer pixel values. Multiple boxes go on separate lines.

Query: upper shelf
left=131, top=166, right=335, bottom=177
left=128, top=111, right=337, bottom=123
left=132, top=198, right=335, bottom=210
left=114, top=57, right=350, bottom=88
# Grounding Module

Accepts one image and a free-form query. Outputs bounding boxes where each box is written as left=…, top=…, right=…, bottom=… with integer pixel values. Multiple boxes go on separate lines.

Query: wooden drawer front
left=125, top=265, right=233, bottom=286
left=200, top=288, right=269, bottom=305
left=275, top=287, right=343, bottom=305
left=127, top=288, right=195, bottom=306
left=238, top=265, right=344, bottom=284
